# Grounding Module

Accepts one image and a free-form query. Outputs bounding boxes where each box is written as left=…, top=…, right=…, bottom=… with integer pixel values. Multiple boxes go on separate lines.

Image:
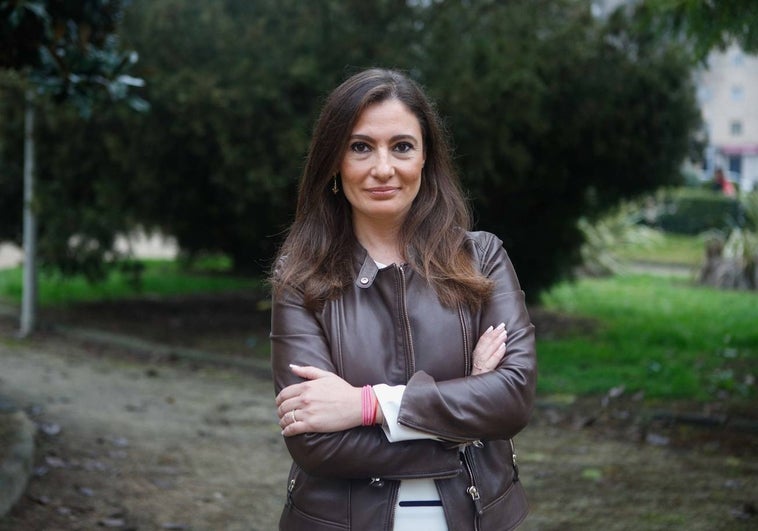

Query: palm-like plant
left=722, top=192, right=758, bottom=288
left=578, top=200, right=663, bottom=277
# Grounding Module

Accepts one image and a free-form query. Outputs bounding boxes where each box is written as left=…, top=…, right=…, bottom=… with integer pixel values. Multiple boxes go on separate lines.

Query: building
left=592, top=0, right=758, bottom=192
left=697, top=46, right=758, bottom=192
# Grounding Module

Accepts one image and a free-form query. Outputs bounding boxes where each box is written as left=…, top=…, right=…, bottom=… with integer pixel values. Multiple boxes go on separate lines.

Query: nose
left=371, top=149, right=395, bottom=180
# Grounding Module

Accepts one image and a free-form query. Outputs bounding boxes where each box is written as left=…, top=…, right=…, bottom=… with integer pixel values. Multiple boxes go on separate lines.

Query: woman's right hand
left=471, top=323, right=507, bottom=375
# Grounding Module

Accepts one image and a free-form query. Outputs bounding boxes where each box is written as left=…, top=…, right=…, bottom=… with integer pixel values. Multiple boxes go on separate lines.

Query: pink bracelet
left=371, top=392, right=378, bottom=425
left=361, top=385, right=375, bottom=426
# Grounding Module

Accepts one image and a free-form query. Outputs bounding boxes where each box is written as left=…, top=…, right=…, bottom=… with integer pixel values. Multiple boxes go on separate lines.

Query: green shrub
left=654, top=188, right=740, bottom=234
left=578, top=200, right=663, bottom=276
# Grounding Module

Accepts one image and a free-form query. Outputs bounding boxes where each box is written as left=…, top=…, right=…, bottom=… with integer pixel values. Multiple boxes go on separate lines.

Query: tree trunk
left=19, top=91, right=37, bottom=337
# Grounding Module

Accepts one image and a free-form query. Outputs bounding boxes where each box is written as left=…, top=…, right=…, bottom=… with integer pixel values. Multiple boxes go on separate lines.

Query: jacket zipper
left=397, top=265, right=415, bottom=381
left=386, top=480, right=400, bottom=531
left=457, top=304, right=472, bottom=374
left=462, top=446, right=482, bottom=531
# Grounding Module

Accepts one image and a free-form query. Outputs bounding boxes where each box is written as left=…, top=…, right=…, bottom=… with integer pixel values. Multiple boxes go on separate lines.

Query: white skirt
left=393, top=479, right=448, bottom=531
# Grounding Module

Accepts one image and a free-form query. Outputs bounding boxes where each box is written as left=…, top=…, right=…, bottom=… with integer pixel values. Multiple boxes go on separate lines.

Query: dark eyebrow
left=349, top=133, right=420, bottom=144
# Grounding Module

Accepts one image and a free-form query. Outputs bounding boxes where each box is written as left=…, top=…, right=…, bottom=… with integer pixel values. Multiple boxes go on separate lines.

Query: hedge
left=655, top=188, right=741, bottom=234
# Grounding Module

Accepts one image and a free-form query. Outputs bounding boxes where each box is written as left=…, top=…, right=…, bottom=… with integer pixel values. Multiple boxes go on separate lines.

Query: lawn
left=537, top=229, right=757, bottom=403
left=538, top=272, right=757, bottom=402
left=0, top=258, right=260, bottom=306
left=611, top=230, right=707, bottom=266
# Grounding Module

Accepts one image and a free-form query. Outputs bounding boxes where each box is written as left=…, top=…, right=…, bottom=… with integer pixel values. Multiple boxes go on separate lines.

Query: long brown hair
left=272, top=68, right=492, bottom=309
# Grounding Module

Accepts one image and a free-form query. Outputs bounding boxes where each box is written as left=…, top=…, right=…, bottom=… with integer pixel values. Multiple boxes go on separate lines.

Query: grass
left=0, top=259, right=261, bottom=307
left=538, top=273, right=758, bottom=402
left=612, top=230, right=707, bottom=266
left=539, top=230, right=757, bottom=403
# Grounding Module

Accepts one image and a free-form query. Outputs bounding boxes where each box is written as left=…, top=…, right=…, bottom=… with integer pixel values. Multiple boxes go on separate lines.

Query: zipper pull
left=510, top=439, right=520, bottom=482
left=286, top=478, right=295, bottom=506
left=467, top=485, right=483, bottom=513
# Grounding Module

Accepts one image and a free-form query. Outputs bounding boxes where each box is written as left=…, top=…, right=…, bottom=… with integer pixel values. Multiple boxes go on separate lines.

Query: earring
left=332, top=175, right=339, bottom=195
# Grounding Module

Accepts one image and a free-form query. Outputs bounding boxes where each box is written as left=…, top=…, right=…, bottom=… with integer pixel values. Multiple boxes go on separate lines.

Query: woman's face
left=339, top=98, right=425, bottom=228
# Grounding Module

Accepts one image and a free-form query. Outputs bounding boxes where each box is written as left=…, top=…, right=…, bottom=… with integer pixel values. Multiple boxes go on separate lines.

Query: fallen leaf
left=581, top=468, right=603, bottom=481
left=162, top=523, right=189, bottom=530
left=45, top=455, right=67, bottom=468
left=39, top=422, right=62, bottom=436
left=109, top=436, right=130, bottom=448
left=645, top=433, right=670, bottom=446
left=99, top=518, right=125, bottom=528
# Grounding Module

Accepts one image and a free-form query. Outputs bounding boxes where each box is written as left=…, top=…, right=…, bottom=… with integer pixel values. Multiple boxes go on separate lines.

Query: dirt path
left=0, top=331, right=287, bottom=530
left=1, top=325, right=756, bottom=530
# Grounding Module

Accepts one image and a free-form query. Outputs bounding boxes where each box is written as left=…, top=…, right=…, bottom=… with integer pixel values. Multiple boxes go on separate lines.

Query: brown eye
left=350, top=142, right=371, bottom=153
left=394, top=142, right=413, bottom=153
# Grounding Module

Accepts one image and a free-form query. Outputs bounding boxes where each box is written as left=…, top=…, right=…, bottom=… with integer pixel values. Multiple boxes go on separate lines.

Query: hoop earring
left=332, top=175, right=340, bottom=195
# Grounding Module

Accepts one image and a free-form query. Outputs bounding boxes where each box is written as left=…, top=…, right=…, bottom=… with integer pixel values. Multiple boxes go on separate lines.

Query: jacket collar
left=353, top=244, right=379, bottom=289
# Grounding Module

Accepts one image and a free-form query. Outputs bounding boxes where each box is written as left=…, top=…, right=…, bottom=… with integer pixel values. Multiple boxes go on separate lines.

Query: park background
left=1, top=0, right=757, bottom=529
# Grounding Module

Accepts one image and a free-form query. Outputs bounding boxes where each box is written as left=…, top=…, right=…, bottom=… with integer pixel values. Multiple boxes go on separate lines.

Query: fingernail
left=497, top=322, right=505, bottom=330
left=289, top=363, right=301, bottom=369
left=486, top=325, right=494, bottom=333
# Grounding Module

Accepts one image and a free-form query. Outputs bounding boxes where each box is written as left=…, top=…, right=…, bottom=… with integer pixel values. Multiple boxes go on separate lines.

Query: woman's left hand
left=471, top=323, right=507, bottom=375
left=276, top=364, right=362, bottom=437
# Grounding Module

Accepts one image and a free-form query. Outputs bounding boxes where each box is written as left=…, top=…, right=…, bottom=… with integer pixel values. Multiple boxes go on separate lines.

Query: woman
left=270, top=68, right=536, bottom=530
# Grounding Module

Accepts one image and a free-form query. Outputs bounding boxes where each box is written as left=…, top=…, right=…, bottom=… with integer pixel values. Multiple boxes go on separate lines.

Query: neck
left=353, top=216, right=405, bottom=265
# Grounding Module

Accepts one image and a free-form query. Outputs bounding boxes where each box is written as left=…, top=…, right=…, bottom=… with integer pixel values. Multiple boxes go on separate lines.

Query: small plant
left=724, top=193, right=758, bottom=267
left=578, top=200, right=663, bottom=276
left=699, top=191, right=758, bottom=290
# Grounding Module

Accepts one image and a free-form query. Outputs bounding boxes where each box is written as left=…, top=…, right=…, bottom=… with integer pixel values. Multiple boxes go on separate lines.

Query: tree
left=105, top=0, right=423, bottom=271
left=417, top=0, right=701, bottom=296
left=641, top=0, right=758, bottom=60
left=1, top=0, right=701, bottom=301
left=0, top=0, right=144, bottom=335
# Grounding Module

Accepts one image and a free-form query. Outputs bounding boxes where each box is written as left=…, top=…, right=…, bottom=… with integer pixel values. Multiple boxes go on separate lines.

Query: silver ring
left=290, top=410, right=297, bottom=423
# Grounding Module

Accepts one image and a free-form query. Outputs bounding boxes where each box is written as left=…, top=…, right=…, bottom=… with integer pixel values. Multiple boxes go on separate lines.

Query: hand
left=471, top=323, right=507, bottom=375
left=275, top=365, right=362, bottom=437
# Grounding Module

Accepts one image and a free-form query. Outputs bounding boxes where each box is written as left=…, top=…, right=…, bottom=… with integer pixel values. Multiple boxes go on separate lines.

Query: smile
left=367, top=187, right=400, bottom=197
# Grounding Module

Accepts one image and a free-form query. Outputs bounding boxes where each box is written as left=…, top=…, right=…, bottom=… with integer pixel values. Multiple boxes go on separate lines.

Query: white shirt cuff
left=373, top=384, right=440, bottom=442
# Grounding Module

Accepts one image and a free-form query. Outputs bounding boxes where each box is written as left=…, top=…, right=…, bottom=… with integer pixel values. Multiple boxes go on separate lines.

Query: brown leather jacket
left=271, top=231, right=537, bottom=530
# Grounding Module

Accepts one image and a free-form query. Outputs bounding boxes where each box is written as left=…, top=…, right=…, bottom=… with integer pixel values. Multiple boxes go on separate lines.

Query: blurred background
left=1, top=0, right=756, bottom=529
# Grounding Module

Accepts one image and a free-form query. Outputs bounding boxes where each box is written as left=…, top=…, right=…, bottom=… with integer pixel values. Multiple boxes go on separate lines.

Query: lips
left=367, top=186, right=399, bottom=197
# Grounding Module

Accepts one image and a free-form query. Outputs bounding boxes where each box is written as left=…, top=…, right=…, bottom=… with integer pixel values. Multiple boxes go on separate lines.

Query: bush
left=577, top=200, right=663, bottom=276
left=654, top=188, right=741, bottom=234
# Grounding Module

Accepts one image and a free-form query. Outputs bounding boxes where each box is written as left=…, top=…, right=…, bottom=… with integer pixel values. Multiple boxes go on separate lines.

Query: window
left=731, top=120, right=743, bottom=136
left=731, top=85, right=744, bottom=101
left=728, top=155, right=742, bottom=178
left=697, top=86, right=712, bottom=102
left=732, top=51, right=744, bottom=66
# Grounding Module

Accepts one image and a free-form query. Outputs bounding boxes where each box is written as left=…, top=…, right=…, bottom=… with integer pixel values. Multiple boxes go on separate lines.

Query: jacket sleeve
left=270, top=285, right=461, bottom=479
left=397, top=232, right=537, bottom=442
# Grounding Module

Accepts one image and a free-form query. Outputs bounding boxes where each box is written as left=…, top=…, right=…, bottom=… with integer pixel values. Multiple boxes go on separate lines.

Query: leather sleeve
left=270, top=285, right=462, bottom=479
left=397, top=232, right=537, bottom=442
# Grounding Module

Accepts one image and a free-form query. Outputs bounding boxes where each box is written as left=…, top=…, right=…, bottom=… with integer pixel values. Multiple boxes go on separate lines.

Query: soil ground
left=0, top=294, right=756, bottom=530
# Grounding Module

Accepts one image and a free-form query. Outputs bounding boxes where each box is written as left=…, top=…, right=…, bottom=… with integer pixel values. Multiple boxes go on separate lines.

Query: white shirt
left=374, top=383, right=447, bottom=530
